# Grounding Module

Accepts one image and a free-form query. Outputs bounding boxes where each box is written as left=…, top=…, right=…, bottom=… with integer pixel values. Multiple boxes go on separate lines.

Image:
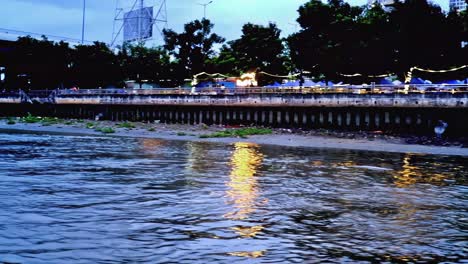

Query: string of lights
left=411, top=65, right=468, bottom=73
left=193, top=72, right=232, bottom=78
left=405, top=65, right=468, bottom=83
left=258, top=72, right=300, bottom=78
left=339, top=73, right=394, bottom=78
left=193, top=64, right=468, bottom=84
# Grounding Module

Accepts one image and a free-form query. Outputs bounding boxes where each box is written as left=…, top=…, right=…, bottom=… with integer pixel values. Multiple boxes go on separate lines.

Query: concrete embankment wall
left=1, top=93, right=467, bottom=136
left=0, top=98, right=21, bottom=104
left=55, top=93, right=467, bottom=108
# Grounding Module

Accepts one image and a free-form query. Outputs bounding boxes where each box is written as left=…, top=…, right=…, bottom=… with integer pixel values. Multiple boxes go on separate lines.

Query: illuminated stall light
left=236, top=72, right=258, bottom=87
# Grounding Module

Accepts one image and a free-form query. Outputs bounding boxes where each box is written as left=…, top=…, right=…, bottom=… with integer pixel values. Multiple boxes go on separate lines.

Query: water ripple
left=0, top=132, right=466, bottom=263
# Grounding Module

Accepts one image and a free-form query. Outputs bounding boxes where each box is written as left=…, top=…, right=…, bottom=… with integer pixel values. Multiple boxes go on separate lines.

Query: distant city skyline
left=0, top=0, right=450, bottom=45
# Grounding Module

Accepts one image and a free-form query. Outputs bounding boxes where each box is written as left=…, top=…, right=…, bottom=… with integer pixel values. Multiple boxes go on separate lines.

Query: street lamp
left=198, top=1, right=213, bottom=19
left=81, top=0, right=86, bottom=44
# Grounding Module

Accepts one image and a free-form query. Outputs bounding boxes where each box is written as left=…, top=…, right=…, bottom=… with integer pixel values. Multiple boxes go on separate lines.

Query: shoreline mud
left=0, top=118, right=467, bottom=157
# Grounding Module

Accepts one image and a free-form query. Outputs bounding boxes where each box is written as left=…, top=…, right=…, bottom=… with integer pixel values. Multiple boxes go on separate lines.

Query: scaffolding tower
left=111, top=0, right=167, bottom=47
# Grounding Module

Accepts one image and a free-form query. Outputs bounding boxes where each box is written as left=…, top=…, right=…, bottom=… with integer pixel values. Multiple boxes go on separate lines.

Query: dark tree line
left=0, top=0, right=466, bottom=89
left=0, top=38, right=175, bottom=89
left=288, top=0, right=468, bottom=82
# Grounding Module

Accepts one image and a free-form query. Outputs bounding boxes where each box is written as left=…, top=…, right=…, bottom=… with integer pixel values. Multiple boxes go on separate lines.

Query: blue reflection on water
left=0, top=132, right=466, bottom=263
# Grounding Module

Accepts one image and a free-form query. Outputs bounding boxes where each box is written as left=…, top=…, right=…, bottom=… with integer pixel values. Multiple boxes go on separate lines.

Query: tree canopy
left=289, top=0, right=467, bottom=82
left=211, top=22, right=288, bottom=85
left=163, top=19, right=225, bottom=83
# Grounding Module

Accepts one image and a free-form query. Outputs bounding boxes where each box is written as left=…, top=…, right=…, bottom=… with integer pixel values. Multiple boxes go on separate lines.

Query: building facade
left=367, top=0, right=395, bottom=11
left=450, top=0, right=467, bottom=11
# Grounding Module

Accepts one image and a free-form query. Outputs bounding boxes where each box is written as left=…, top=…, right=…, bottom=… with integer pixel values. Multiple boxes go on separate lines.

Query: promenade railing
left=1, top=84, right=467, bottom=98
left=54, top=84, right=468, bottom=96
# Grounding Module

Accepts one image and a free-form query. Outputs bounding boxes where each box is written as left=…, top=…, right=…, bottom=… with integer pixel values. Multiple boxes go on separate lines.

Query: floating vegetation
left=118, top=122, right=136, bottom=129
left=20, top=113, right=42, bottom=123
left=199, top=128, right=272, bottom=139
left=96, top=127, right=116, bottom=134
left=41, top=117, right=61, bottom=126
left=18, top=113, right=64, bottom=126
left=6, top=117, right=15, bottom=125
left=86, top=122, right=96, bottom=129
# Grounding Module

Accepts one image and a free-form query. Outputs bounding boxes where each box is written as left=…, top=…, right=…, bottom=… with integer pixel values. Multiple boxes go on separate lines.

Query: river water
left=0, top=132, right=466, bottom=263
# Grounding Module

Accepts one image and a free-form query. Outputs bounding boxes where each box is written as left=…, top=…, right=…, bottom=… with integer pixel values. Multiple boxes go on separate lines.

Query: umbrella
left=265, top=82, right=281, bottom=88
left=410, top=77, right=425, bottom=84
left=196, top=81, right=213, bottom=88
left=303, top=80, right=316, bottom=86
left=379, top=78, right=393, bottom=85
left=282, top=80, right=300, bottom=87
left=218, top=81, right=236, bottom=88
left=437, top=80, right=463, bottom=85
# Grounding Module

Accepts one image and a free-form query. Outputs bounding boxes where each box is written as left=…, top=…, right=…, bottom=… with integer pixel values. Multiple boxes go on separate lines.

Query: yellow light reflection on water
left=137, top=138, right=165, bottom=158
left=224, top=142, right=264, bottom=221
left=224, top=143, right=267, bottom=258
left=227, top=250, right=266, bottom=258
left=185, top=142, right=212, bottom=173
left=139, top=138, right=165, bottom=152
left=231, top=225, right=265, bottom=238
left=334, top=161, right=357, bottom=168
left=393, top=153, right=449, bottom=188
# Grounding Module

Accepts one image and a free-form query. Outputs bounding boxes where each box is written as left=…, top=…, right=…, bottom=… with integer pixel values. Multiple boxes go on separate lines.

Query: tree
left=208, top=44, right=238, bottom=75
left=287, top=0, right=363, bottom=81
left=119, top=43, right=171, bottom=87
left=288, top=0, right=467, bottom=82
left=70, top=42, right=121, bottom=88
left=352, top=4, right=395, bottom=81
left=163, top=19, right=225, bottom=84
left=4, top=36, right=73, bottom=90
left=229, top=23, right=287, bottom=79
left=209, top=23, right=288, bottom=85
left=389, top=0, right=456, bottom=78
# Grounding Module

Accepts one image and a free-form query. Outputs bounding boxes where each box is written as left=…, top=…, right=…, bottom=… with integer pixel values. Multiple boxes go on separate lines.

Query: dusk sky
left=0, top=0, right=449, bottom=45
